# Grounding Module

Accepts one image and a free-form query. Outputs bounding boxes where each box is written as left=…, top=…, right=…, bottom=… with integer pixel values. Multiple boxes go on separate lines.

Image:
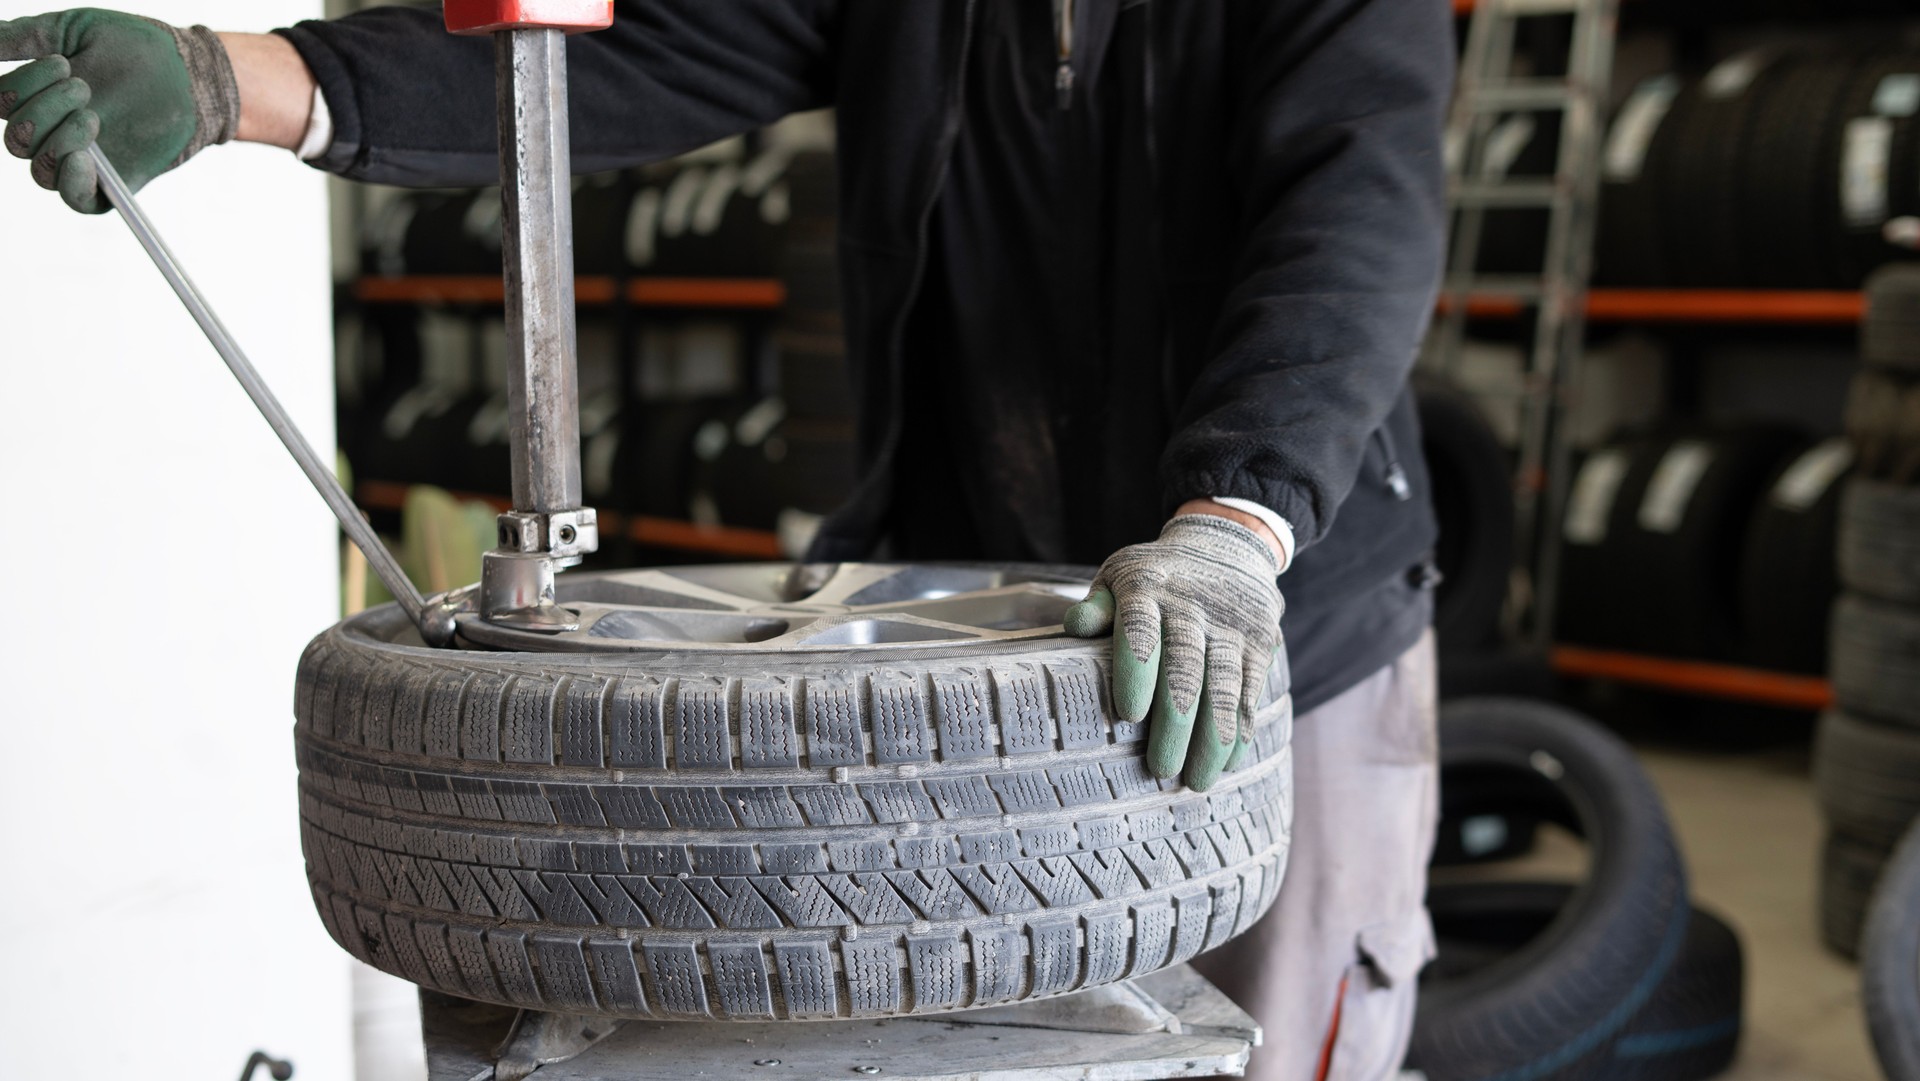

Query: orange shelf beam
left=1550, top=645, right=1833, bottom=711
left=1439, top=289, right=1866, bottom=325
left=354, top=480, right=784, bottom=560
left=353, top=275, right=785, bottom=310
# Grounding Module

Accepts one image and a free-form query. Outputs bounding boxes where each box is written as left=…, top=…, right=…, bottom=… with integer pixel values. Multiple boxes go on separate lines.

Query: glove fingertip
left=1109, top=621, right=1161, bottom=720
left=1145, top=743, right=1186, bottom=780
left=58, top=154, right=100, bottom=214
left=1062, top=594, right=1113, bottom=638
left=1225, top=732, right=1252, bottom=772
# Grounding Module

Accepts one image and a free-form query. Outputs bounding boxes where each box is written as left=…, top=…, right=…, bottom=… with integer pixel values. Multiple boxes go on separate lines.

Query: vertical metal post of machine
left=447, top=0, right=615, bottom=634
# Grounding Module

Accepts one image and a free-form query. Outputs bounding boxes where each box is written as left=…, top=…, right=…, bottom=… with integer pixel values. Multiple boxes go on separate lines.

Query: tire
left=1821, top=828, right=1890, bottom=959
left=1561, top=427, right=1804, bottom=659
left=389, top=189, right=502, bottom=277
left=1846, top=369, right=1920, bottom=483
left=1865, top=264, right=1920, bottom=371
left=294, top=571, right=1294, bottom=1021
left=1813, top=709, right=1920, bottom=848
left=1830, top=595, right=1920, bottom=728
left=1840, top=478, right=1920, bottom=604
left=1833, top=60, right=1920, bottom=288
left=1474, top=112, right=1558, bottom=276
left=777, top=151, right=841, bottom=336
left=1557, top=434, right=1664, bottom=651
left=691, top=399, right=787, bottom=530
left=1775, top=60, right=1857, bottom=287
left=1814, top=54, right=1910, bottom=289
left=1430, top=810, right=1540, bottom=867
left=1736, top=58, right=1817, bottom=288
left=1407, top=698, right=1690, bottom=1081
left=1597, top=77, right=1674, bottom=286
left=1738, top=438, right=1850, bottom=673
left=1669, top=56, right=1773, bottom=288
left=1626, top=427, right=1804, bottom=660
left=608, top=400, right=737, bottom=521
left=1424, top=883, right=1743, bottom=1081
left=1700, top=59, right=1775, bottom=288
left=1437, top=645, right=1558, bottom=704
left=1863, top=818, right=1920, bottom=1081
left=1416, top=375, right=1515, bottom=652
left=571, top=171, right=636, bottom=277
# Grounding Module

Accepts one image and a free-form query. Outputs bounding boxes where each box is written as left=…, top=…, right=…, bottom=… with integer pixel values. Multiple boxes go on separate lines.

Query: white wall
left=0, top=4, right=352, bottom=1078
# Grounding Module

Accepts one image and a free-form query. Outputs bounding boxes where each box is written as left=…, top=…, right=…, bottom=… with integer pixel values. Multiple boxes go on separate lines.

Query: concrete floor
left=1637, top=742, right=1880, bottom=1081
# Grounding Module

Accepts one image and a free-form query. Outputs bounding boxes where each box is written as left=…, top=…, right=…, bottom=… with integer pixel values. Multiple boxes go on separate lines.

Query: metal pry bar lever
left=85, top=143, right=464, bottom=646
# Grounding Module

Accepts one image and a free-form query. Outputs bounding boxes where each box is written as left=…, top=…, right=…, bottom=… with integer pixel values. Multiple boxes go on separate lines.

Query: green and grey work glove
left=0, top=9, right=239, bottom=213
left=1064, top=514, right=1283, bottom=792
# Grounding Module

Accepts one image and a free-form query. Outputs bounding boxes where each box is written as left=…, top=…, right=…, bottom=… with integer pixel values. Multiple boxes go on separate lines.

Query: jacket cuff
left=274, top=24, right=362, bottom=176
left=1207, top=497, right=1296, bottom=573
left=1167, top=471, right=1322, bottom=552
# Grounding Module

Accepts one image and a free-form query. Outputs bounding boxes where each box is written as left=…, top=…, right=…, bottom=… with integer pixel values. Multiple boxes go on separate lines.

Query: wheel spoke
left=858, top=583, right=1079, bottom=631
left=573, top=568, right=773, bottom=611
left=794, top=563, right=917, bottom=606
left=756, top=612, right=996, bottom=649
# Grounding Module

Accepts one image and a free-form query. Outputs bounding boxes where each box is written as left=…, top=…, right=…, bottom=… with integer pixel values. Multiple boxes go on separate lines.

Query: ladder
left=1431, top=0, right=1622, bottom=645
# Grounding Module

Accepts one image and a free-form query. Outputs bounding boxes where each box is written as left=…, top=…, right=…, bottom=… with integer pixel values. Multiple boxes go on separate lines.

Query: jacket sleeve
left=276, top=0, right=840, bottom=187
left=1159, top=0, right=1452, bottom=548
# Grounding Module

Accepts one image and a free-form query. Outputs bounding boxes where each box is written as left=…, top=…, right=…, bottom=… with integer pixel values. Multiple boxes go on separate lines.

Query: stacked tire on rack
left=1417, top=374, right=1515, bottom=654
left=1815, top=265, right=1920, bottom=960
left=1557, top=424, right=1851, bottom=671
left=360, top=148, right=799, bottom=280
left=1408, top=698, right=1744, bottom=1081
left=1596, top=49, right=1920, bottom=289
left=764, top=151, right=859, bottom=543
left=345, top=149, right=864, bottom=540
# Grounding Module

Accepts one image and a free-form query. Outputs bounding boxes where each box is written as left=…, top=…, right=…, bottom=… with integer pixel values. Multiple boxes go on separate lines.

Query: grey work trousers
left=1193, top=630, right=1439, bottom=1081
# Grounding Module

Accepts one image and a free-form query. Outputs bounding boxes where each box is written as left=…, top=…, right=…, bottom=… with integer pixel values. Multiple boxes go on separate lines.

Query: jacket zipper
left=1375, top=427, right=1412, bottom=500
left=1055, top=0, right=1075, bottom=109
left=852, top=0, right=978, bottom=550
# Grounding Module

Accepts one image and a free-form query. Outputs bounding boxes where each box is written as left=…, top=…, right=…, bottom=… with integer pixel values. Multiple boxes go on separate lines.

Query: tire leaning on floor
left=293, top=565, right=1294, bottom=1021
left=1862, top=817, right=1920, bottom=1081
left=1407, top=698, right=1691, bottom=1081
left=1424, top=883, right=1743, bottom=1081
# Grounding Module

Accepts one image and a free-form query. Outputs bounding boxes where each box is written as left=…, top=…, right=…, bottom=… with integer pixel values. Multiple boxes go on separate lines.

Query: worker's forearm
left=217, top=32, right=313, bottom=150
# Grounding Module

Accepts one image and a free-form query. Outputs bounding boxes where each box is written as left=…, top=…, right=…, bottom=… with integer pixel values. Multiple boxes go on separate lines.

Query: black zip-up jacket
left=282, top=0, right=1451, bottom=709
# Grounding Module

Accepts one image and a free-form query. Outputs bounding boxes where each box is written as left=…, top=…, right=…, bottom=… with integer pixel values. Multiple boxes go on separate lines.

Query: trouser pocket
left=1326, top=915, right=1434, bottom=1081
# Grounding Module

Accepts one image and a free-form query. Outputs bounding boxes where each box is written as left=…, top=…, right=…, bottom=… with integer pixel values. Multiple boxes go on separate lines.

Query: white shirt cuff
left=1208, top=497, right=1296, bottom=574
left=295, top=84, right=334, bottom=162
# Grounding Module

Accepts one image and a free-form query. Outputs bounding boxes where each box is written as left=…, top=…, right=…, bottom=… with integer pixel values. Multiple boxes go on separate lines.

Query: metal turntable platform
left=423, top=965, right=1259, bottom=1081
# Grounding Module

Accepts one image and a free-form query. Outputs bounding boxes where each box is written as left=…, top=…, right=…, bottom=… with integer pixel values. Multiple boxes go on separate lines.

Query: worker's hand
left=0, top=9, right=238, bottom=213
left=1064, top=513, right=1284, bottom=792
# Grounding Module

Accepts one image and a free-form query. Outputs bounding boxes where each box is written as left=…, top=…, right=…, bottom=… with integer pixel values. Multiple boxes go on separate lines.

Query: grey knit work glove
left=1063, top=514, right=1283, bottom=791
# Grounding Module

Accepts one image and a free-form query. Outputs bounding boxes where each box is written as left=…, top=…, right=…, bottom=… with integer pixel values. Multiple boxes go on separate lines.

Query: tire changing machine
left=82, top=2, right=1262, bottom=1076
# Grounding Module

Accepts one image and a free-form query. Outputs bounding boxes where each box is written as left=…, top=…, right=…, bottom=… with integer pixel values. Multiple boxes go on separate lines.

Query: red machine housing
left=443, top=0, right=613, bottom=34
